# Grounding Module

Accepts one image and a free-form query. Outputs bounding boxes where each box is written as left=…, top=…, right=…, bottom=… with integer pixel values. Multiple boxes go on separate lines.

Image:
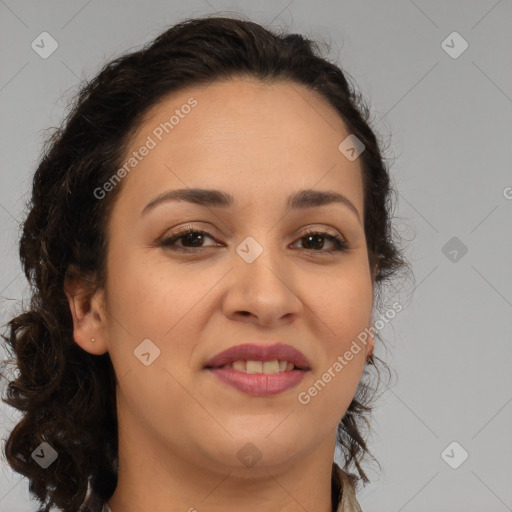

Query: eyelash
left=158, top=225, right=349, bottom=254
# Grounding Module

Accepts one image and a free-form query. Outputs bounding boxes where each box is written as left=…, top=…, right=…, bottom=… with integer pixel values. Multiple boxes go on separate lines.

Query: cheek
left=105, top=248, right=206, bottom=334
left=297, top=275, right=371, bottom=417
left=104, top=253, right=202, bottom=424
left=297, top=267, right=372, bottom=410
left=307, top=263, right=374, bottom=338
left=104, top=251, right=217, bottom=384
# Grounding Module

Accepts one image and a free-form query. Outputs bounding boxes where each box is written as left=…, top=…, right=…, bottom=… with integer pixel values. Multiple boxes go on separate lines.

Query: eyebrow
left=141, top=188, right=361, bottom=222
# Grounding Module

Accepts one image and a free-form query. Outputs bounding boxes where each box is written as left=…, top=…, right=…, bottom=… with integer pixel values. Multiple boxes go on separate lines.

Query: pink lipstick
left=204, top=343, right=311, bottom=397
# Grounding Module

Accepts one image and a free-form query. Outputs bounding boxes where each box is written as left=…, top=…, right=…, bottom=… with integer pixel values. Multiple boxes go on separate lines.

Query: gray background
left=1, top=1, right=511, bottom=511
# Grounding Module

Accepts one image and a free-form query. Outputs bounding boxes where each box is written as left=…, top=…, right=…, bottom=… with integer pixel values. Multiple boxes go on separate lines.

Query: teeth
left=246, top=361, right=263, bottom=373
left=222, top=360, right=297, bottom=373
left=262, top=360, right=280, bottom=374
left=232, top=360, right=246, bottom=372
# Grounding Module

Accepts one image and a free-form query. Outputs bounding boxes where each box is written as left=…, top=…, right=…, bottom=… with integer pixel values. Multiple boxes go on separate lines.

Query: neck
left=107, top=412, right=338, bottom=512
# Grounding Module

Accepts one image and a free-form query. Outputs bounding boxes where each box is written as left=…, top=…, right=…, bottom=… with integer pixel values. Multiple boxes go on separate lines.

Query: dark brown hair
left=1, top=14, right=410, bottom=512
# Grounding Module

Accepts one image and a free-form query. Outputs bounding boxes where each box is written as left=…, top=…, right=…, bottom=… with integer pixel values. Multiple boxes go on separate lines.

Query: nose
left=222, top=239, right=303, bottom=328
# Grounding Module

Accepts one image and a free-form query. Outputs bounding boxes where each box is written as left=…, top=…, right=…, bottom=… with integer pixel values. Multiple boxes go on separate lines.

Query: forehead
left=115, top=76, right=364, bottom=215
left=138, top=75, right=349, bottom=147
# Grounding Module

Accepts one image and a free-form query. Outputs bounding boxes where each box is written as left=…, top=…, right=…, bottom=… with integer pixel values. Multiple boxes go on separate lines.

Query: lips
left=203, top=342, right=311, bottom=371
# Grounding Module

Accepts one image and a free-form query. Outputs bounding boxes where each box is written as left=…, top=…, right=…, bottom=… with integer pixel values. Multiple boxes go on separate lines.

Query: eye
left=158, top=225, right=219, bottom=251
left=158, top=225, right=349, bottom=254
left=292, top=228, right=349, bottom=254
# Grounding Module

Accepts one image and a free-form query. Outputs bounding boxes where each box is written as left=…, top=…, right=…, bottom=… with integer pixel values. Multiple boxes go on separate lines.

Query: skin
left=65, top=76, right=376, bottom=512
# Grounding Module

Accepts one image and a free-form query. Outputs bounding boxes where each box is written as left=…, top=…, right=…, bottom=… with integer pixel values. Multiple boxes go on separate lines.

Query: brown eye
left=158, top=226, right=348, bottom=254
left=293, top=230, right=348, bottom=254
left=159, top=227, right=219, bottom=251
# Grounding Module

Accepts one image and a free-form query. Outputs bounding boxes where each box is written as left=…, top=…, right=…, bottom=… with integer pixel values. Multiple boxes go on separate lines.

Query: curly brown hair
left=1, top=14, right=411, bottom=512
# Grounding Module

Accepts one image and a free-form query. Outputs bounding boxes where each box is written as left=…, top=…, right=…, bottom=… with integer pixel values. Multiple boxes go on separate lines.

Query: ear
left=64, top=269, right=109, bottom=356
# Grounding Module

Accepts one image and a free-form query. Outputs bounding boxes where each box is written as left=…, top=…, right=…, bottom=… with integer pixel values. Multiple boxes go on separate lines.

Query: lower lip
left=206, top=368, right=308, bottom=396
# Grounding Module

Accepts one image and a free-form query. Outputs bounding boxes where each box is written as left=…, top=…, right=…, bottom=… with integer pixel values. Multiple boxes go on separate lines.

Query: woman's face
left=97, top=76, right=374, bottom=474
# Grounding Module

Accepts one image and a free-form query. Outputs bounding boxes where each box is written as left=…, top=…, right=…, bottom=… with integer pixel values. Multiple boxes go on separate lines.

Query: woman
left=1, top=15, right=409, bottom=512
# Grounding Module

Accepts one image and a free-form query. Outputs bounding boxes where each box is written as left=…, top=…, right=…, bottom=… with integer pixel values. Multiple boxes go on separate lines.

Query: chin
left=206, top=434, right=303, bottom=472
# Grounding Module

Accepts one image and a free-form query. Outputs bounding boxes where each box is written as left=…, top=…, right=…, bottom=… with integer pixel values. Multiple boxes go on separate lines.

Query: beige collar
left=333, top=462, right=363, bottom=512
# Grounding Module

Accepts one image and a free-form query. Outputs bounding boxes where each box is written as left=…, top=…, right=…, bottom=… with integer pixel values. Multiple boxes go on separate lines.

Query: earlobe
left=64, top=274, right=109, bottom=356
left=365, top=312, right=376, bottom=361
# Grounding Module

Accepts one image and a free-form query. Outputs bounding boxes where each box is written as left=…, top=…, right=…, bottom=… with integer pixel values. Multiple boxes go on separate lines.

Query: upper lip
left=204, top=343, right=311, bottom=370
